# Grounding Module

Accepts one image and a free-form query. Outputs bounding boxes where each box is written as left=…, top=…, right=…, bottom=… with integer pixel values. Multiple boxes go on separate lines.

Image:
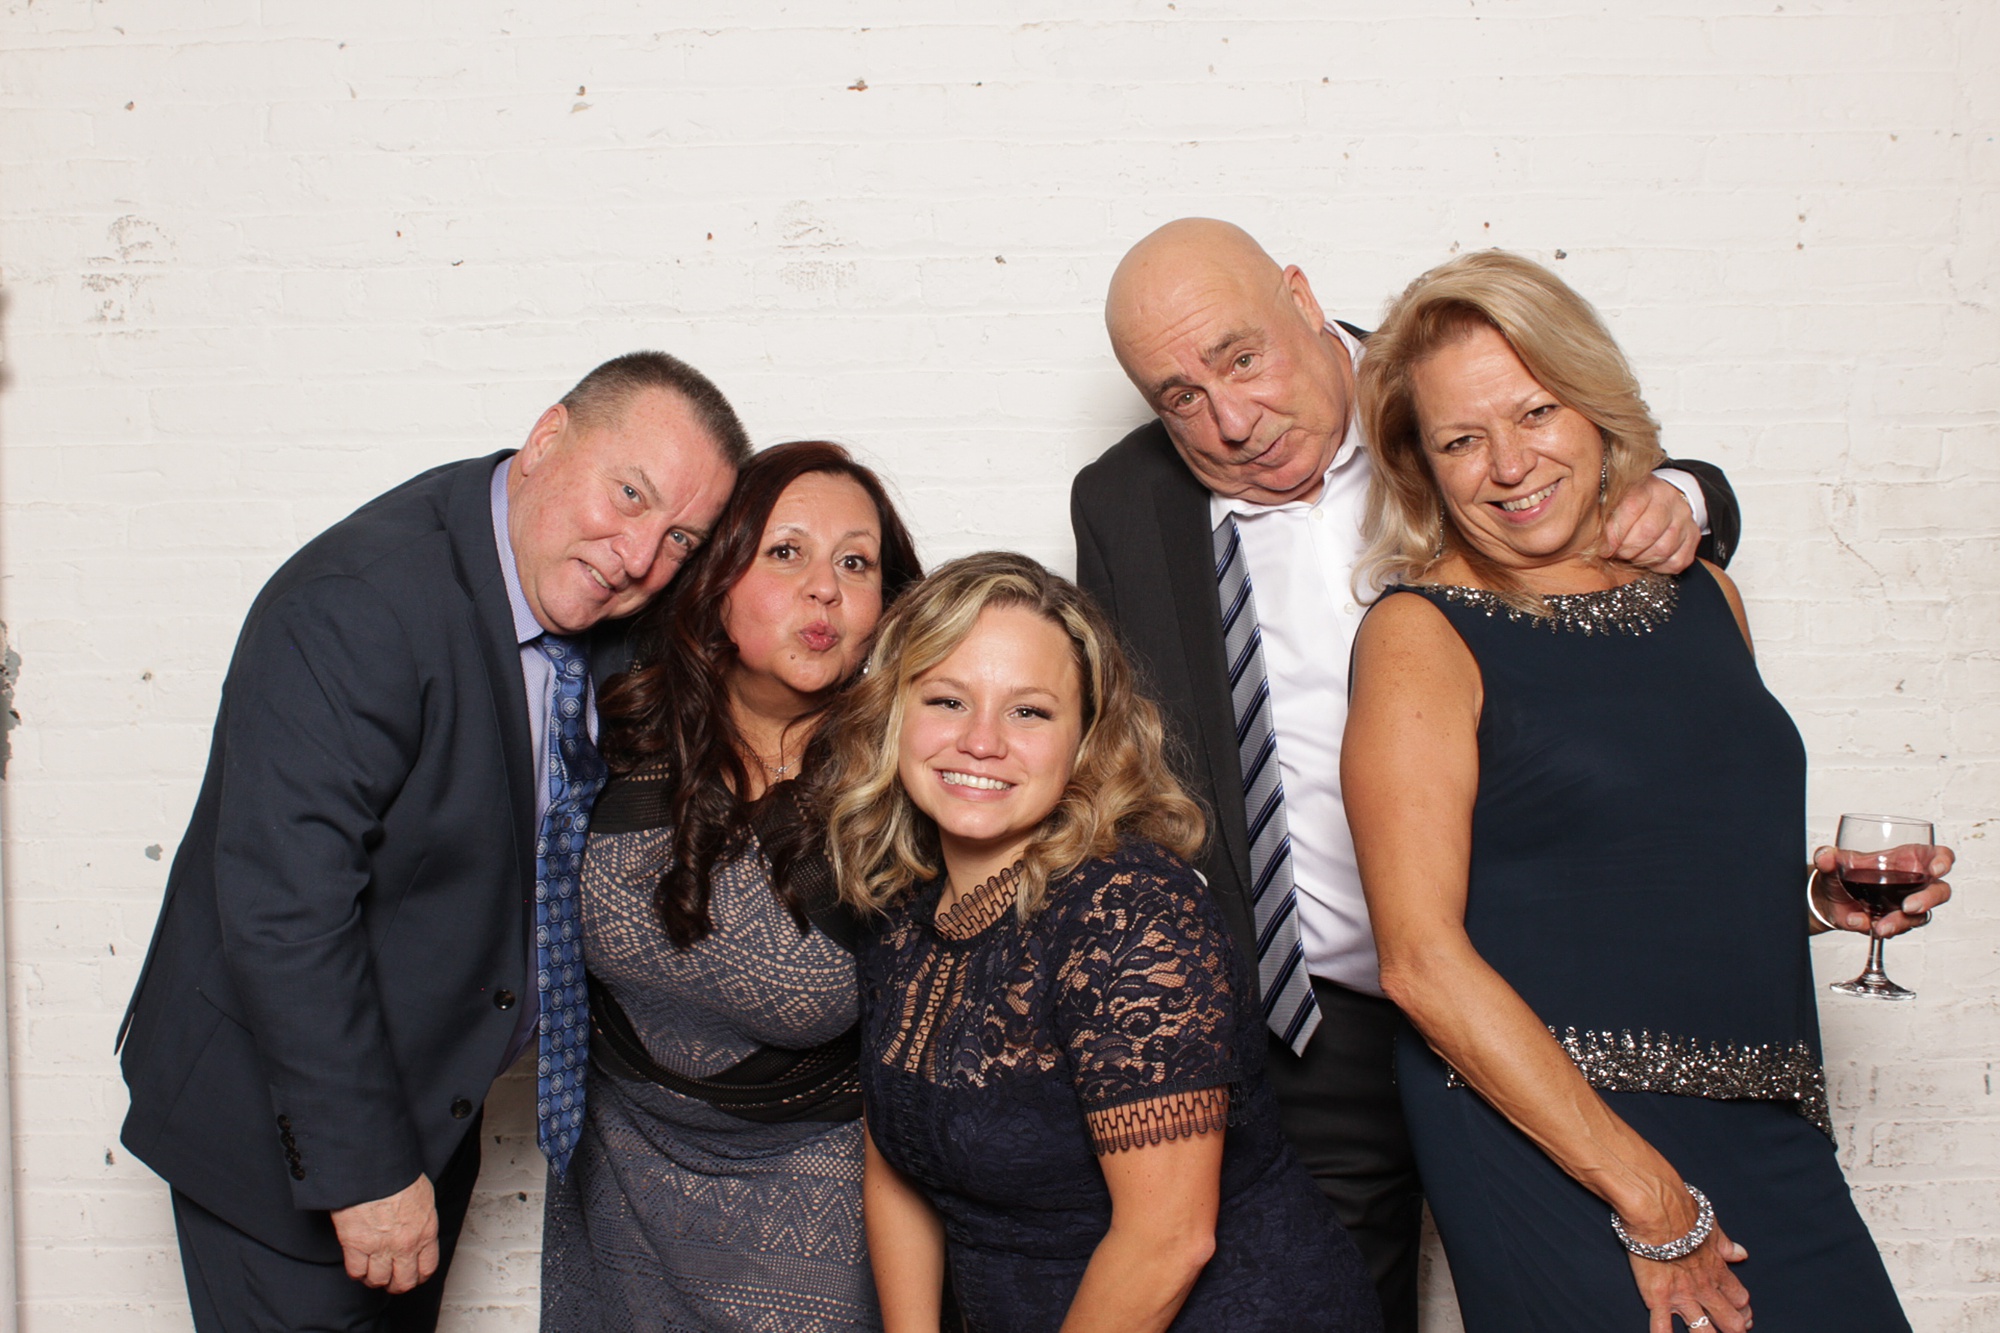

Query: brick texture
left=1, top=2, right=1993, bottom=1328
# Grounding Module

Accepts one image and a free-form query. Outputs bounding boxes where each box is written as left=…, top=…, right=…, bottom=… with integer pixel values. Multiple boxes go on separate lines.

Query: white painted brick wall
left=2, top=2, right=1993, bottom=1328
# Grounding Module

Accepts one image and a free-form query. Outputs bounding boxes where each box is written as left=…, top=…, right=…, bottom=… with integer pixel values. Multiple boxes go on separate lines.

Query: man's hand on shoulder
left=1603, top=474, right=1702, bottom=574
left=331, top=1173, right=439, bottom=1293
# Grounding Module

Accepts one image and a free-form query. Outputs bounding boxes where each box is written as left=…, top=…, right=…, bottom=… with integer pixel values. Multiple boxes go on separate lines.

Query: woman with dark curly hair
left=820, top=552, right=1380, bottom=1333
left=541, top=440, right=922, bottom=1333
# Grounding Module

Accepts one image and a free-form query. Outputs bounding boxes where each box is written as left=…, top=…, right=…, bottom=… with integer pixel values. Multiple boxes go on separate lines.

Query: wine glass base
left=1829, top=976, right=1916, bottom=1001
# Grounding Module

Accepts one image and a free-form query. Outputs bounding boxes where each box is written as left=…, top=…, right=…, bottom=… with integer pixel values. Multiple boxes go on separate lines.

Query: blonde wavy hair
left=1355, top=250, right=1667, bottom=610
left=818, top=551, right=1204, bottom=919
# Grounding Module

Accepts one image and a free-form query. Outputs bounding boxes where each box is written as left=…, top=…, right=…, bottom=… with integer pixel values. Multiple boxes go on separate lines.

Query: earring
left=1431, top=508, right=1448, bottom=560
left=1599, top=457, right=1610, bottom=502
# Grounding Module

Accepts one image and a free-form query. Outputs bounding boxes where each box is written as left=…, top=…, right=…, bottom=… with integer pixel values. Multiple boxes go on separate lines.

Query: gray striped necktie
left=1213, top=516, right=1322, bottom=1056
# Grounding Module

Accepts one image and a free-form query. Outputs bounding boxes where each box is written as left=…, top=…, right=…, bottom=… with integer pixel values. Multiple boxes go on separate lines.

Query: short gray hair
left=560, top=351, right=752, bottom=466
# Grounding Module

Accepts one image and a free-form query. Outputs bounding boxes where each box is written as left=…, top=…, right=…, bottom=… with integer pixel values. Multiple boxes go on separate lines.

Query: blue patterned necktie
left=533, top=634, right=608, bottom=1176
left=1213, top=517, right=1322, bottom=1056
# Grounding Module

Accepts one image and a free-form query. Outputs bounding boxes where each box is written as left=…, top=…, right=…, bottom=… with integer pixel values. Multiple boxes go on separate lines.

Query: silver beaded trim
left=1613, top=1183, right=1715, bottom=1262
left=1445, top=1026, right=1832, bottom=1140
left=1428, top=575, right=1679, bottom=635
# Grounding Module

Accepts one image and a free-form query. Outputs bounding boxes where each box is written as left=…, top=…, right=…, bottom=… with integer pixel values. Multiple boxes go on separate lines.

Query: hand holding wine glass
left=1811, top=835, right=1954, bottom=939
left=1821, top=814, right=1951, bottom=1001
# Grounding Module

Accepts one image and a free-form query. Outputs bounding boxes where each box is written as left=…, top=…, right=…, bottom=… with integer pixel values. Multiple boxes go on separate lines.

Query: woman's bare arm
left=864, top=1123, right=949, bottom=1333
left=1058, top=1114, right=1223, bottom=1333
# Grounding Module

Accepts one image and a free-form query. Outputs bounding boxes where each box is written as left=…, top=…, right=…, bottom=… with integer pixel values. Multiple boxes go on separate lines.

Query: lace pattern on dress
left=935, top=862, right=1025, bottom=940
left=873, top=848, right=1242, bottom=1105
left=1085, top=1084, right=1233, bottom=1156
left=1444, top=1025, right=1833, bottom=1140
left=1423, top=574, right=1679, bottom=636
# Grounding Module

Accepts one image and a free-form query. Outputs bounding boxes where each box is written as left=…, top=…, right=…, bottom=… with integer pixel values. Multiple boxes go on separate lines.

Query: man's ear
left=1282, top=264, right=1327, bottom=331
left=518, top=404, right=570, bottom=475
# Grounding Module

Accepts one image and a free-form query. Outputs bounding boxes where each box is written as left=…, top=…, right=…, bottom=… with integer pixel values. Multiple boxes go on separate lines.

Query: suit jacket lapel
left=447, top=452, right=537, bottom=890
left=1153, top=466, right=1254, bottom=901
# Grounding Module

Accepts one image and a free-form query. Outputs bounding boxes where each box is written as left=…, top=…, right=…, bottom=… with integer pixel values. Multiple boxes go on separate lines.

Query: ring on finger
left=1912, top=909, right=1933, bottom=926
left=1688, top=1318, right=1712, bottom=1329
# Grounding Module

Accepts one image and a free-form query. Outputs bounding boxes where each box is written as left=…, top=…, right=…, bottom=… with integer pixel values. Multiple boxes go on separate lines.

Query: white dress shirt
left=1209, top=323, right=1383, bottom=995
left=1208, top=324, right=1707, bottom=997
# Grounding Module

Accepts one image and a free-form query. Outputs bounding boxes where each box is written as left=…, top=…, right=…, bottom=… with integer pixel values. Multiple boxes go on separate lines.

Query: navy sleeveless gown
left=1385, top=567, right=1907, bottom=1331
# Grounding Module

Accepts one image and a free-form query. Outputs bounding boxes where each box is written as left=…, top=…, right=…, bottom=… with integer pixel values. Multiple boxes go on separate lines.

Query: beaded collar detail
left=934, top=861, right=1027, bottom=941
left=1421, top=574, right=1679, bottom=636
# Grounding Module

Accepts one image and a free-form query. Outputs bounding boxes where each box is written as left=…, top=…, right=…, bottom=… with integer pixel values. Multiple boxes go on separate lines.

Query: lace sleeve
left=1054, top=848, right=1241, bottom=1154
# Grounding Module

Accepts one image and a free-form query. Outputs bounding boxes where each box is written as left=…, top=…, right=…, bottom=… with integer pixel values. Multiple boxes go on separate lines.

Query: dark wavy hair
left=597, top=440, right=923, bottom=947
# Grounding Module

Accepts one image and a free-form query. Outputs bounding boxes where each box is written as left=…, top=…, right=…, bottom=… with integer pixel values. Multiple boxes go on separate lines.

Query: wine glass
left=1826, top=813, right=1934, bottom=1001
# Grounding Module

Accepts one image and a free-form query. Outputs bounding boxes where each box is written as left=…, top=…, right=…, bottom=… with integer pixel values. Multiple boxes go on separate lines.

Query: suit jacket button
left=494, top=990, right=517, bottom=1011
left=290, top=1165, right=307, bottom=1180
left=450, top=1097, right=473, bottom=1119
left=276, top=1115, right=292, bottom=1130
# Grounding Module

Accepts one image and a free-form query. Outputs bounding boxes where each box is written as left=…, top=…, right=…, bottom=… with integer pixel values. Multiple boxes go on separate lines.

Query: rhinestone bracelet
left=1612, top=1184, right=1714, bottom=1262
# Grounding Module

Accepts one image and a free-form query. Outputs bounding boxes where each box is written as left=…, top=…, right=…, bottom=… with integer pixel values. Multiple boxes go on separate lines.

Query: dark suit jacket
left=117, top=451, right=545, bottom=1262
left=1071, top=417, right=1741, bottom=982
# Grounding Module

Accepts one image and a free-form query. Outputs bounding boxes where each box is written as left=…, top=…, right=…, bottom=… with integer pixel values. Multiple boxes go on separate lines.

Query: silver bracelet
left=1806, top=868, right=1840, bottom=932
left=1611, top=1184, right=1714, bottom=1262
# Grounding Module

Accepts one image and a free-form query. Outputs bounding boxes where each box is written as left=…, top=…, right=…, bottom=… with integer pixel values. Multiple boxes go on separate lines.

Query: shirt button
left=1310, top=509, right=1325, bottom=523
left=494, top=990, right=517, bottom=1011
left=450, top=1098, right=473, bottom=1120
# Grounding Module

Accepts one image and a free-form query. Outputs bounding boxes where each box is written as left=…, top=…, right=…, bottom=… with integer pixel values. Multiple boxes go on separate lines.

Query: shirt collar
left=490, top=458, right=544, bottom=647
left=1210, top=320, right=1369, bottom=525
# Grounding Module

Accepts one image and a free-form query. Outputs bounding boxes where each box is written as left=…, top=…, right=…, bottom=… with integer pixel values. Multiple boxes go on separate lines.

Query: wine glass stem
left=1863, top=933, right=1887, bottom=980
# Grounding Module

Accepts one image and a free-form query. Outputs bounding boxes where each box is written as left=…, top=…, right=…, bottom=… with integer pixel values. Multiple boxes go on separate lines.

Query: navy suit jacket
left=118, top=451, right=552, bottom=1261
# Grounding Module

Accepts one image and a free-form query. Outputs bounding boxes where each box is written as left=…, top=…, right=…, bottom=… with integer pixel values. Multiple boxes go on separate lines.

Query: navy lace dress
left=1385, top=567, right=1906, bottom=1331
left=858, top=840, right=1381, bottom=1333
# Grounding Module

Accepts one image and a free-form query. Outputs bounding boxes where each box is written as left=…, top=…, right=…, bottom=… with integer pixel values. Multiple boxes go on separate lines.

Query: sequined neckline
left=932, top=861, right=1026, bottom=941
left=1415, top=574, right=1679, bottom=636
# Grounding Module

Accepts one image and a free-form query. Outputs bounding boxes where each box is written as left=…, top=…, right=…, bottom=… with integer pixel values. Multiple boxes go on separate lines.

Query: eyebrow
left=1200, top=327, right=1260, bottom=365
left=917, top=674, right=1062, bottom=703
left=624, top=465, right=664, bottom=506
left=764, top=522, right=881, bottom=544
left=1426, top=388, right=1555, bottom=437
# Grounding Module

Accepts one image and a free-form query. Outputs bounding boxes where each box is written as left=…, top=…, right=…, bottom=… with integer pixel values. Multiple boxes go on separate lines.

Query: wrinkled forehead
left=1110, top=265, right=1286, bottom=374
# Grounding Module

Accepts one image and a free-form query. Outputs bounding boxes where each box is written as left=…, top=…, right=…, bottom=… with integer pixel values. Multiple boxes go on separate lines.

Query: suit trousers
left=172, top=1115, right=483, bottom=1333
left=1264, top=977, right=1423, bottom=1333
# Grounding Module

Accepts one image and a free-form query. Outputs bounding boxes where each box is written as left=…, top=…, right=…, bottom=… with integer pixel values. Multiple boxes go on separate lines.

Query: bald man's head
left=1103, top=219, right=1355, bottom=507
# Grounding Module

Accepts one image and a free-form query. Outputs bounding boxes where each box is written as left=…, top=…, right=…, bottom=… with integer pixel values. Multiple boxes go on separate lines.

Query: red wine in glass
left=1827, top=813, right=1933, bottom=1001
left=1831, top=867, right=1932, bottom=917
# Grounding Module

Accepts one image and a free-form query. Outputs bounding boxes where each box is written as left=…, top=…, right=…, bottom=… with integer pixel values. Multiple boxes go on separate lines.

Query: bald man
left=1071, top=220, right=1740, bottom=1329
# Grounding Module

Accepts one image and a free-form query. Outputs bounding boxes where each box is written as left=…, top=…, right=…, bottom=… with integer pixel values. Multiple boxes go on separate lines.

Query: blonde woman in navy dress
left=1343, top=250, right=1954, bottom=1333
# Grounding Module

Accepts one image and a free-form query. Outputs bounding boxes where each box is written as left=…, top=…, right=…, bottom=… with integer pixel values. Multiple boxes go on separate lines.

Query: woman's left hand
left=1628, top=1226, right=1753, bottom=1333
left=1812, top=844, right=1955, bottom=937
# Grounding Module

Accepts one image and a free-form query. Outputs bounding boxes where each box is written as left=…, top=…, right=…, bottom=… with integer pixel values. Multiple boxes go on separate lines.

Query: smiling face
left=507, top=387, right=739, bottom=633
left=897, top=604, right=1086, bottom=885
left=1411, top=324, right=1609, bottom=574
left=1107, top=220, right=1354, bottom=507
left=720, top=471, right=887, bottom=715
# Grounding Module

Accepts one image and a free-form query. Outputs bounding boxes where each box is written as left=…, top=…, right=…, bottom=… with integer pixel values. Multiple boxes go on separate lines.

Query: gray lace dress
left=540, top=778, right=880, bottom=1333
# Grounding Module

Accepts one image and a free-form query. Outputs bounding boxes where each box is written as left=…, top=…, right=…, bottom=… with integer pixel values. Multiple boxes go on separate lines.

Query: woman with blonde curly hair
left=820, top=551, right=1380, bottom=1333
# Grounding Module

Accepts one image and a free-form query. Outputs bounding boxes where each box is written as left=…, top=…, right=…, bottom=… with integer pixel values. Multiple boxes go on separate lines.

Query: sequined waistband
left=1445, top=1026, right=1831, bottom=1140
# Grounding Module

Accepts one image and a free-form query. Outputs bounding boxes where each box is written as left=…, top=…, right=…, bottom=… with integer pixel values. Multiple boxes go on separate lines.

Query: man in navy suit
left=117, top=351, right=746, bottom=1331
left=1072, top=220, right=1739, bottom=1330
